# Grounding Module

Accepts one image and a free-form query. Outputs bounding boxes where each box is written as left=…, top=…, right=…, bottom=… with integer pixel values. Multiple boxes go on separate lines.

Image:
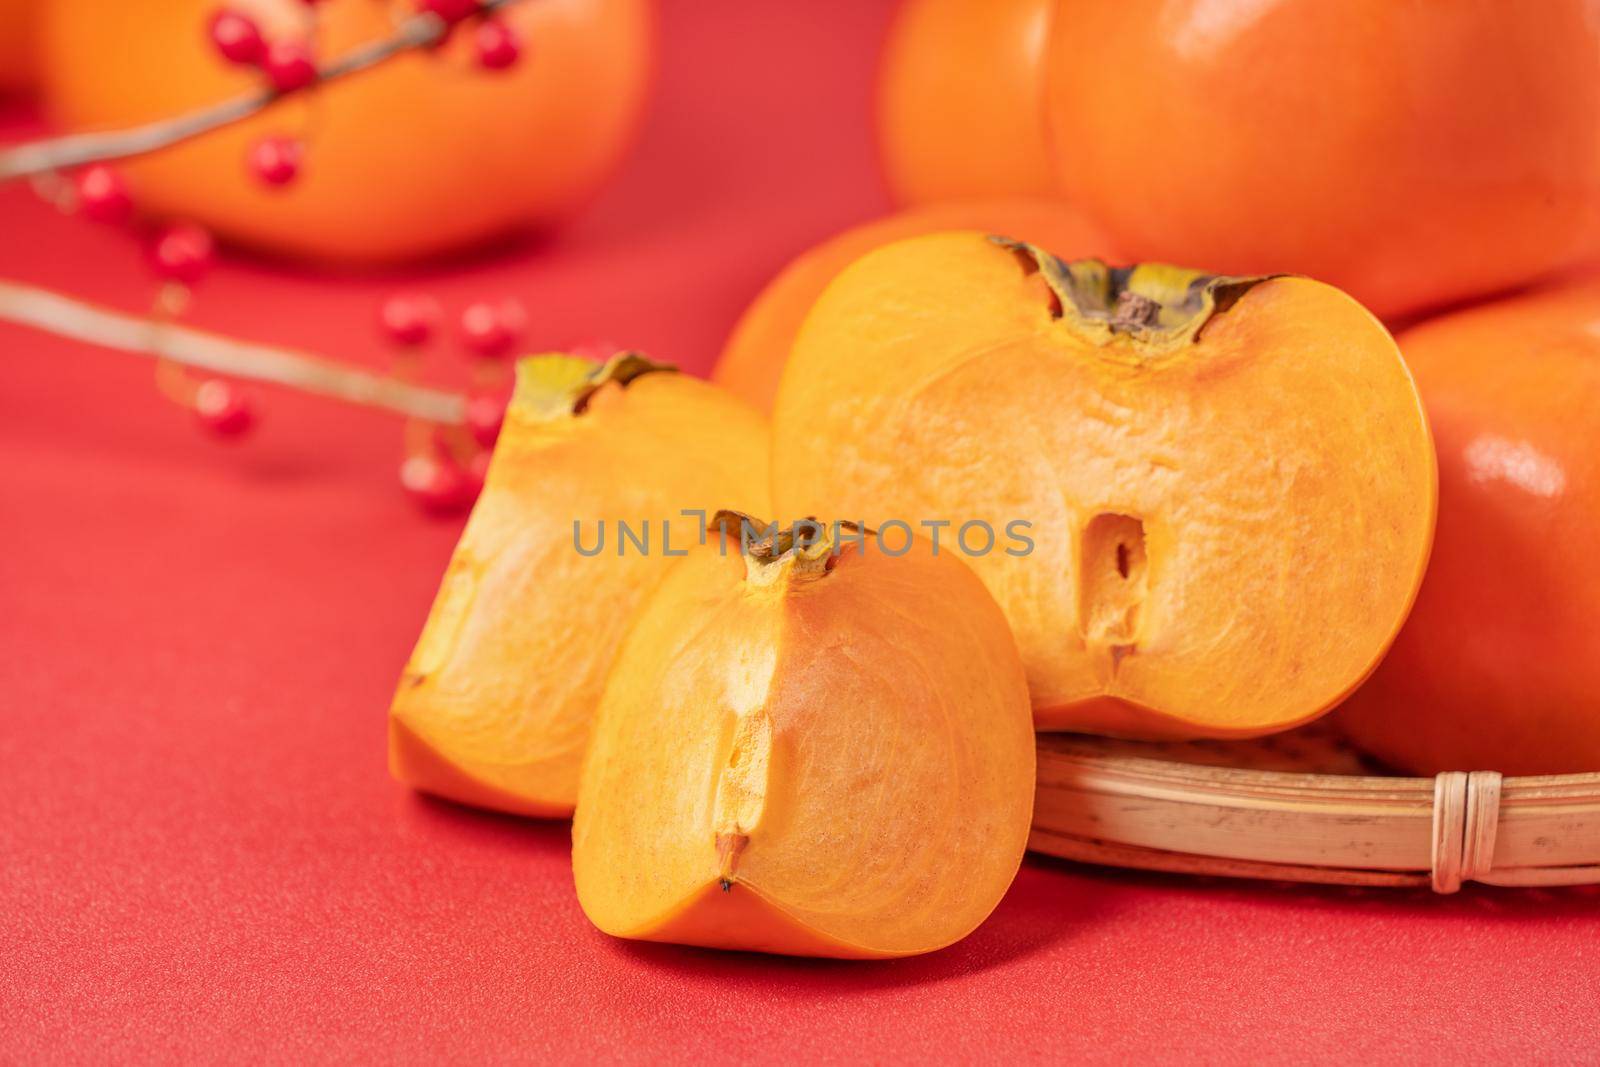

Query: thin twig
left=0, top=279, right=467, bottom=423
left=0, top=0, right=523, bottom=183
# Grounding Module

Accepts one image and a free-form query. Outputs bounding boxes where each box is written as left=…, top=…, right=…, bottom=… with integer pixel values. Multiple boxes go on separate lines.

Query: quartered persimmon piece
left=390, top=354, right=770, bottom=817
left=771, top=231, right=1437, bottom=738
left=713, top=199, right=1116, bottom=413
left=572, top=515, right=1035, bottom=959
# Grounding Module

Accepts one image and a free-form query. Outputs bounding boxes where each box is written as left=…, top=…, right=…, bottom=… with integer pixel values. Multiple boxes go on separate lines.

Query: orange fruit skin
left=771, top=231, right=1437, bottom=738
left=713, top=199, right=1116, bottom=413
left=573, top=525, right=1035, bottom=958
left=876, top=0, right=1058, bottom=205
left=41, top=0, right=654, bottom=263
left=390, top=357, right=770, bottom=818
left=1334, top=280, right=1600, bottom=776
left=0, top=0, right=37, bottom=93
left=878, top=0, right=1600, bottom=319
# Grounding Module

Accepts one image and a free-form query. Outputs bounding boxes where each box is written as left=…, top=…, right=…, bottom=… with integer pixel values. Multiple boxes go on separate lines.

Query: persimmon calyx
left=510, top=350, right=676, bottom=421
left=711, top=510, right=848, bottom=585
left=991, top=235, right=1280, bottom=356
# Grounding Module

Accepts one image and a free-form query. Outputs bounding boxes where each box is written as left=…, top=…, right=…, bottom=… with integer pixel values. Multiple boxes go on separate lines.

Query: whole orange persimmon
left=878, top=0, right=1600, bottom=319
left=573, top=514, right=1035, bottom=958
left=1335, top=279, right=1600, bottom=776
left=713, top=199, right=1116, bottom=413
left=42, top=0, right=653, bottom=262
left=876, top=0, right=1057, bottom=205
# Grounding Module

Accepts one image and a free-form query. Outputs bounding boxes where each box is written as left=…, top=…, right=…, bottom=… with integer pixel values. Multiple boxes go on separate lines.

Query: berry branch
left=0, top=0, right=540, bottom=514
left=0, top=0, right=527, bottom=184
left=0, top=278, right=467, bottom=423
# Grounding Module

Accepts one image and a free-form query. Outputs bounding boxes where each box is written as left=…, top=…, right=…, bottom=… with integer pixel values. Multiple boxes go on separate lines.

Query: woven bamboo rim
left=1028, top=730, right=1600, bottom=892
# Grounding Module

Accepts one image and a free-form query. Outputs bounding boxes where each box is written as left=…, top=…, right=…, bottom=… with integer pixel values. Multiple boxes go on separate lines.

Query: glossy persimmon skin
left=41, top=0, right=653, bottom=263
left=573, top=525, right=1035, bottom=958
left=879, top=0, right=1600, bottom=319
left=714, top=199, right=1116, bottom=413
left=1335, top=281, right=1600, bottom=776
left=877, top=0, right=1058, bottom=205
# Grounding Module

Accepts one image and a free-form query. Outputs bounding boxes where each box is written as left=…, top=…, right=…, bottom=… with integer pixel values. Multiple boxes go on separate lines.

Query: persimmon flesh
left=714, top=199, right=1116, bottom=413
left=390, top=354, right=770, bottom=818
left=772, top=232, right=1437, bottom=738
left=1335, top=279, right=1600, bottom=776
left=573, top=516, right=1035, bottom=958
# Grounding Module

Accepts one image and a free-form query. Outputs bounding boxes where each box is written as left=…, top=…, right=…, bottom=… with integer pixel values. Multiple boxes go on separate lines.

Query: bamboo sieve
left=1028, top=726, right=1600, bottom=892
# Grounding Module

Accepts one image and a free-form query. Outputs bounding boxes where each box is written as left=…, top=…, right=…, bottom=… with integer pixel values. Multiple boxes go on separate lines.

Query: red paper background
left=3, top=3, right=1597, bottom=1062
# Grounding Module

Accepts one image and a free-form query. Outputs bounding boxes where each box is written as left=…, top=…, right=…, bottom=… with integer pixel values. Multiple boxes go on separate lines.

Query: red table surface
left=2, top=3, right=1597, bottom=1063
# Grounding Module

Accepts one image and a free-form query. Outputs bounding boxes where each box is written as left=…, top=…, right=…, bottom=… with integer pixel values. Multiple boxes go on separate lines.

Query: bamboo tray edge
left=1027, top=733, right=1600, bottom=892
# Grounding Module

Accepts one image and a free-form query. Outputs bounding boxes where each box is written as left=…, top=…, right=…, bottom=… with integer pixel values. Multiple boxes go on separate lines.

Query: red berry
left=208, top=9, right=264, bottom=65
left=417, top=0, right=481, bottom=23
left=379, top=293, right=440, bottom=347
left=474, top=19, right=520, bottom=70
left=150, top=223, right=216, bottom=285
left=262, top=39, right=317, bottom=93
left=459, top=298, right=526, bottom=359
left=465, top=393, right=507, bottom=447
left=194, top=380, right=255, bottom=437
left=76, top=166, right=133, bottom=224
left=247, top=136, right=303, bottom=186
left=400, top=454, right=476, bottom=515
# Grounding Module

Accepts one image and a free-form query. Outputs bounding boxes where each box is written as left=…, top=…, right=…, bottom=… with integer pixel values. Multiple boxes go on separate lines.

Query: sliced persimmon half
left=771, top=232, right=1437, bottom=738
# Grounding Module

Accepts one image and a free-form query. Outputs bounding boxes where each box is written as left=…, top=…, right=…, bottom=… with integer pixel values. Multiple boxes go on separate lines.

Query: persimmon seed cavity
left=1077, top=513, right=1148, bottom=653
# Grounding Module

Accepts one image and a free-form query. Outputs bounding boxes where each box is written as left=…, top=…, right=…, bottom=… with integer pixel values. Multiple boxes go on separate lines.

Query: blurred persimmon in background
left=1335, top=279, right=1600, bottom=776
left=876, top=0, right=1056, bottom=205
left=0, top=0, right=38, bottom=92
left=878, top=0, right=1600, bottom=319
left=713, top=198, right=1116, bottom=413
left=41, top=0, right=654, bottom=263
